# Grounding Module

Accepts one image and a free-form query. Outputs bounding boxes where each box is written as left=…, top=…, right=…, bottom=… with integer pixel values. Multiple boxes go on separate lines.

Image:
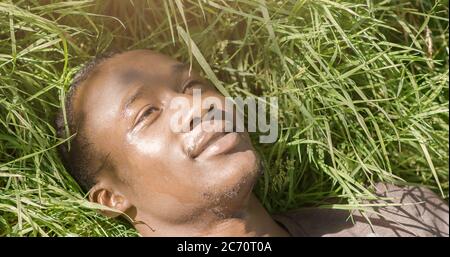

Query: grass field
left=0, top=0, right=448, bottom=236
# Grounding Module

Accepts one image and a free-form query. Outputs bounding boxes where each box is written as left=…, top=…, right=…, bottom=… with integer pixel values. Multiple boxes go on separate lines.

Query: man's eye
left=182, top=80, right=202, bottom=94
left=136, top=106, right=158, bottom=125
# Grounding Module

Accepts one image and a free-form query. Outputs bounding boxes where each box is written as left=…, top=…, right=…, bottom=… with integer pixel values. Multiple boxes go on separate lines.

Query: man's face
left=73, top=50, right=260, bottom=222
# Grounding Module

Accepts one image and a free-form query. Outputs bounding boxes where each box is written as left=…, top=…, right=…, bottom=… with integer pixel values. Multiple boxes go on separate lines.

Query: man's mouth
left=186, top=121, right=241, bottom=159
left=193, top=131, right=240, bottom=159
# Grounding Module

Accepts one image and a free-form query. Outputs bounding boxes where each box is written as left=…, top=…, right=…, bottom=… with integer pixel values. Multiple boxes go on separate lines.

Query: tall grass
left=0, top=0, right=448, bottom=236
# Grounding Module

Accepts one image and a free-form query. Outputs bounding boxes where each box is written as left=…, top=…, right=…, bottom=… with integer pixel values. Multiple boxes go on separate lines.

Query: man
left=55, top=50, right=449, bottom=237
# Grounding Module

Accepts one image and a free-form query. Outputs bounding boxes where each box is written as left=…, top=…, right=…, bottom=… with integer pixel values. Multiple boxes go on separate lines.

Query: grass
left=0, top=0, right=448, bottom=236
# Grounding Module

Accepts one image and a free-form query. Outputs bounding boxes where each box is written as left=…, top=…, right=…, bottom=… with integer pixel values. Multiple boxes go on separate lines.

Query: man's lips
left=185, top=121, right=240, bottom=159
left=195, top=132, right=240, bottom=160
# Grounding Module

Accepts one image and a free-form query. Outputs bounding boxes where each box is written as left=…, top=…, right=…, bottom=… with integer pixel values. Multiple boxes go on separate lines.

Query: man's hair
left=55, top=52, right=118, bottom=192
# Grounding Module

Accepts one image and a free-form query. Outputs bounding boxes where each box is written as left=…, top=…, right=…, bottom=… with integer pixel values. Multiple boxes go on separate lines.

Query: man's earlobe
left=89, top=184, right=132, bottom=218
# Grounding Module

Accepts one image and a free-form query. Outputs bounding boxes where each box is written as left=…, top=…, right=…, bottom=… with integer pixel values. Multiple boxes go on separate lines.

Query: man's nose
left=182, top=100, right=215, bottom=132
left=166, top=92, right=219, bottom=133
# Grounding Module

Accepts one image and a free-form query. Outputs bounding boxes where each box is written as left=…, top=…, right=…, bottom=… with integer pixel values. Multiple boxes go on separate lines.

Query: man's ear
left=89, top=183, right=132, bottom=218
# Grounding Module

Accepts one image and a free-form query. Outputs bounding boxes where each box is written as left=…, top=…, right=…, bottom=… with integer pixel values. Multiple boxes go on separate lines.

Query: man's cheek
left=126, top=132, right=165, bottom=156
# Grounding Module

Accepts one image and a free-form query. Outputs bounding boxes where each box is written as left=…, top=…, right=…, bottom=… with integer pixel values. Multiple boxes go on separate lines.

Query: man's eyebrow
left=171, top=63, right=190, bottom=75
left=122, top=63, right=190, bottom=117
left=119, top=69, right=143, bottom=85
left=123, top=84, right=145, bottom=116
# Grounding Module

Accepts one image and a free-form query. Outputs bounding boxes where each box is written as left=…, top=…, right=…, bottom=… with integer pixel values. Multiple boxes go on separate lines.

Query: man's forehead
left=80, top=50, right=181, bottom=88
left=115, top=63, right=190, bottom=86
left=76, top=51, right=191, bottom=122
left=97, top=51, right=189, bottom=84
left=105, top=50, right=181, bottom=69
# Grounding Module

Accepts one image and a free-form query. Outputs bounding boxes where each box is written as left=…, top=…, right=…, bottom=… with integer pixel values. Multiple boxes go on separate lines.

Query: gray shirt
left=272, top=183, right=449, bottom=237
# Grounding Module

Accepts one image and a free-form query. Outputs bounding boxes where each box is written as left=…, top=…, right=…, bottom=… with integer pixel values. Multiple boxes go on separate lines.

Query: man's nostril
left=189, top=106, right=219, bottom=131
left=190, top=117, right=201, bottom=131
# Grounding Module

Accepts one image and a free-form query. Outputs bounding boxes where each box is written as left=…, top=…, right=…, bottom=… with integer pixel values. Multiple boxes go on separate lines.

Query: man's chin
left=199, top=155, right=261, bottom=216
left=201, top=182, right=255, bottom=219
left=213, top=149, right=259, bottom=185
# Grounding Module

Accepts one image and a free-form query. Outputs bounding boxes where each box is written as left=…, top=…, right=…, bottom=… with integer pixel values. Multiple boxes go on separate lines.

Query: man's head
left=56, top=50, right=261, bottom=225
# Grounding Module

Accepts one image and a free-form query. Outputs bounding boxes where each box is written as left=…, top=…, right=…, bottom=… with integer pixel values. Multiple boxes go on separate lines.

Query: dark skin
left=73, top=50, right=289, bottom=236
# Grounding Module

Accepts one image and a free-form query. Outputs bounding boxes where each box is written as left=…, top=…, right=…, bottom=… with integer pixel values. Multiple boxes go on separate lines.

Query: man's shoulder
left=272, top=183, right=449, bottom=237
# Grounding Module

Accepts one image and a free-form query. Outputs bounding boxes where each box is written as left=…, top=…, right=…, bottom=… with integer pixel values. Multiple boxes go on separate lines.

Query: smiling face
left=72, top=50, right=261, bottom=223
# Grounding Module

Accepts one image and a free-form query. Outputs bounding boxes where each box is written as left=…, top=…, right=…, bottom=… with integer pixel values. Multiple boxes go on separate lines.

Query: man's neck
left=134, top=194, right=290, bottom=237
